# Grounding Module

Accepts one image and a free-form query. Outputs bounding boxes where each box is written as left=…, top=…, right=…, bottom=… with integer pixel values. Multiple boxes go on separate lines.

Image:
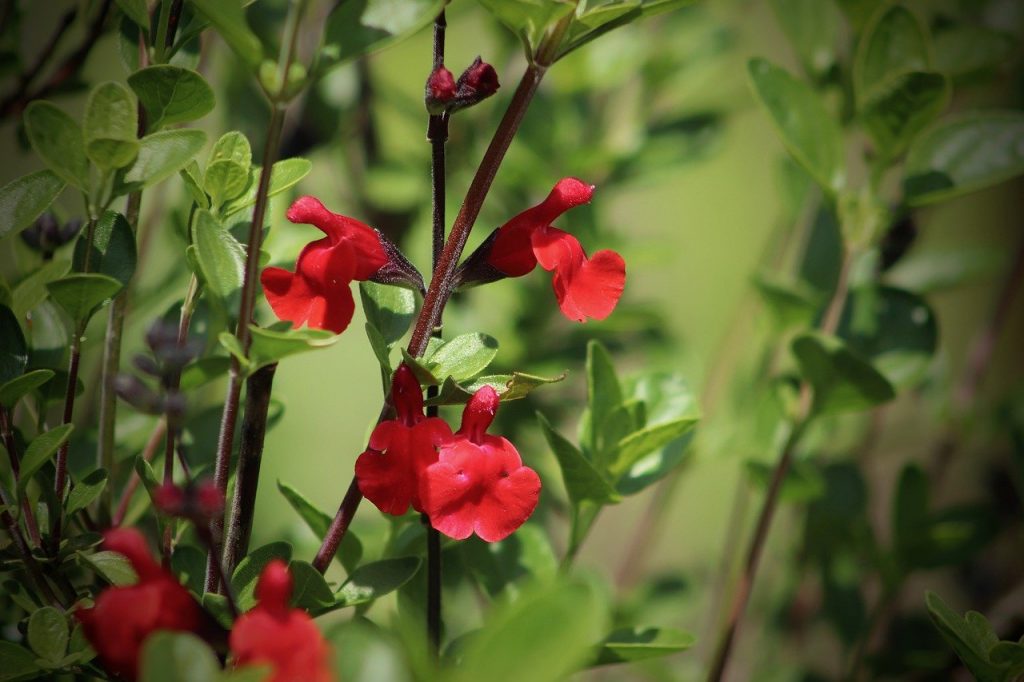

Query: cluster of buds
left=152, top=479, right=224, bottom=524
left=114, top=320, right=201, bottom=427
left=20, top=212, right=82, bottom=260
left=425, top=56, right=500, bottom=115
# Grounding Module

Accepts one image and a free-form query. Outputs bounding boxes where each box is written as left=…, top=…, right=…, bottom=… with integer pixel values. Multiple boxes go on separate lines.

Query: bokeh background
left=2, top=0, right=1024, bottom=679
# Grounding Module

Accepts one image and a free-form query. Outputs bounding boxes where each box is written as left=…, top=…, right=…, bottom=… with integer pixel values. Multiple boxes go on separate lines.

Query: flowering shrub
left=0, top=1, right=1022, bottom=681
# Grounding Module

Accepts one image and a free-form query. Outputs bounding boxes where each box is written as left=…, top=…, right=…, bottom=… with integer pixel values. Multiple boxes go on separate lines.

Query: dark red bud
left=195, top=481, right=225, bottom=517
left=425, top=65, right=457, bottom=114
left=152, top=482, right=186, bottom=516
left=456, top=57, right=499, bottom=103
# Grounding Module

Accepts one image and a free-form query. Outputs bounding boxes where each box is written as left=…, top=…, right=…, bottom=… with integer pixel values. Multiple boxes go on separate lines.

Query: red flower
left=486, top=178, right=626, bottom=322
left=77, top=529, right=204, bottom=681
left=355, top=364, right=452, bottom=515
left=421, top=386, right=541, bottom=542
left=261, top=196, right=388, bottom=334
left=230, top=560, right=334, bottom=682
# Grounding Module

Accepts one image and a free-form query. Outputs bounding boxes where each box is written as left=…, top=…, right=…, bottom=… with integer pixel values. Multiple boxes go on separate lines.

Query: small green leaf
left=27, top=607, right=68, bottom=665
left=84, top=82, right=139, bottom=170
left=853, top=4, right=930, bottom=105
left=46, top=273, right=123, bottom=322
left=318, top=0, right=444, bottom=75
left=745, top=459, right=825, bottom=503
left=139, top=632, right=221, bottom=682
left=593, top=626, right=695, bottom=666
left=221, top=158, right=312, bottom=217
left=66, top=469, right=108, bottom=516
left=934, top=26, right=1016, bottom=81
left=187, top=0, right=263, bottom=68
left=537, top=413, right=620, bottom=506
left=82, top=550, right=138, bottom=586
left=359, top=281, right=415, bottom=347
left=74, top=210, right=137, bottom=287
left=586, top=340, right=624, bottom=455
left=124, top=129, right=208, bottom=188
left=18, top=424, right=74, bottom=494
left=203, top=132, right=252, bottom=204
left=232, top=542, right=292, bottom=610
left=461, top=524, right=557, bottom=599
left=791, top=332, right=895, bottom=416
left=333, top=556, right=422, bottom=608
left=289, top=560, right=335, bottom=610
left=860, top=71, right=949, bottom=158
left=427, top=332, right=499, bottom=382
left=247, top=323, right=341, bottom=373
left=180, top=161, right=209, bottom=209
left=747, top=58, right=845, bottom=193
left=0, top=171, right=66, bottom=240
left=11, top=260, right=70, bottom=319
left=886, top=247, right=1007, bottom=294
left=609, top=418, right=697, bottom=481
left=926, top=592, right=1006, bottom=681
left=23, top=101, right=90, bottom=190
left=277, top=480, right=332, bottom=538
left=0, top=369, right=55, bottom=407
left=0, top=642, right=41, bottom=681
left=128, top=65, right=215, bottom=130
left=115, top=0, right=149, bottom=29
left=753, top=273, right=820, bottom=329
left=193, top=209, right=244, bottom=302
left=903, top=111, right=1024, bottom=206
left=475, top=0, right=573, bottom=59
left=0, top=304, right=27, bottom=386
left=770, top=0, right=841, bottom=76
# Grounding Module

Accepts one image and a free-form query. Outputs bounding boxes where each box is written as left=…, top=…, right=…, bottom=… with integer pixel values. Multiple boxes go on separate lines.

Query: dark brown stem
left=50, top=326, right=83, bottom=551
left=311, top=15, right=571, bottom=572
left=0, top=407, right=41, bottom=545
left=222, top=363, right=278, bottom=577
left=164, top=0, right=185, bottom=50
left=112, top=418, right=167, bottom=527
left=0, top=0, right=112, bottom=119
left=206, top=105, right=286, bottom=593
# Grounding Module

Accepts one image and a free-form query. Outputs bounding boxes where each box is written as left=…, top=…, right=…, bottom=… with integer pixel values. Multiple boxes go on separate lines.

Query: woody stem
left=312, top=12, right=576, bottom=572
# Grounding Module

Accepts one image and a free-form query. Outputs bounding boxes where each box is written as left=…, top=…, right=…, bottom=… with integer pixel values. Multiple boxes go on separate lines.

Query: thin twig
left=112, top=418, right=167, bottom=528
left=0, top=407, right=41, bottom=545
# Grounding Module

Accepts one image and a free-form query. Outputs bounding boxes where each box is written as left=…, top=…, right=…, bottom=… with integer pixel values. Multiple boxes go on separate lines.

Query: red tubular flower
left=77, top=529, right=204, bottom=681
left=261, top=196, right=388, bottom=334
left=230, top=560, right=334, bottom=682
left=484, top=178, right=626, bottom=322
left=421, top=386, right=541, bottom=542
left=355, top=364, right=452, bottom=515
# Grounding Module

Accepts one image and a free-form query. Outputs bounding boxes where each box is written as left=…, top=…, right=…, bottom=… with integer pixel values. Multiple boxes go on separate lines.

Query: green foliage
left=74, top=211, right=137, bottom=288
left=17, top=424, right=74, bottom=496
left=128, top=66, right=216, bottom=130
left=46, top=274, right=123, bottom=322
left=926, top=593, right=1024, bottom=682
left=593, top=626, right=696, bottom=666
left=0, top=171, right=65, bottom=240
left=23, top=102, right=90, bottom=191
left=332, top=557, right=422, bottom=609
left=27, top=607, right=68, bottom=667
left=193, top=208, right=244, bottom=302
left=791, top=332, right=895, bottom=416
left=187, top=0, right=263, bottom=68
left=84, top=82, right=139, bottom=171
left=318, top=0, right=445, bottom=75
left=769, top=0, right=841, bottom=76
left=139, top=632, right=221, bottom=682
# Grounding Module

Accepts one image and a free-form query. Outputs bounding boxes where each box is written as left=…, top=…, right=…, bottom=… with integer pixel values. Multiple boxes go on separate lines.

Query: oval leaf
left=18, top=423, right=74, bottom=494
left=125, top=129, right=208, bottom=188
left=791, top=332, right=896, bottom=416
left=128, top=65, right=215, bottom=130
left=27, top=607, right=68, bottom=664
left=73, top=210, right=137, bottom=287
left=23, top=101, right=90, bottom=190
left=84, top=82, right=139, bottom=170
left=0, top=171, right=66, bottom=240
left=46, top=273, right=123, bottom=322
left=193, top=208, right=244, bottom=302
left=0, top=369, right=55, bottom=407
left=427, top=332, right=499, bottom=382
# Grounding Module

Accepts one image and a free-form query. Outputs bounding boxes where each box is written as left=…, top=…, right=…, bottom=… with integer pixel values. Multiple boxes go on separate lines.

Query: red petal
left=554, top=249, right=625, bottom=322
left=231, top=607, right=334, bottom=682
left=255, top=560, right=293, bottom=617
left=303, top=280, right=355, bottom=334
left=458, top=385, right=499, bottom=444
left=530, top=225, right=585, bottom=273
left=476, top=465, right=541, bottom=542
left=287, top=196, right=386, bottom=280
left=355, top=447, right=418, bottom=516
left=102, top=528, right=162, bottom=581
left=261, top=267, right=316, bottom=328
left=391, top=364, right=425, bottom=425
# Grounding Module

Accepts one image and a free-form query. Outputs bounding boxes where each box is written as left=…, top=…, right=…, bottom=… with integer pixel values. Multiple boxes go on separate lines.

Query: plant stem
left=0, top=483, right=64, bottom=608
left=312, top=12, right=574, bottom=572
left=0, top=407, right=41, bottom=545
left=112, top=418, right=167, bottom=527
left=50, top=322, right=84, bottom=552
left=222, top=363, right=278, bottom=577
left=706, top=246, right=857, bottom=682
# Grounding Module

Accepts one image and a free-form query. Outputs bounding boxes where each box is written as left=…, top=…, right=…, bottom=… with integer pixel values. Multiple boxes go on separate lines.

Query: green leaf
left=0, top=642, right=40, bottom=682
left=115, top=0, right=150, bottom=30
left=425, top=371, right=567, bottom=406
left=359, top=281, right=415, bottom=347
left=333, top=556, right=421, bottom=608
left=221, top=157, right=312, bottom=217
left=232, top=542, right=292, bottom=610
left=885, top=246, right=1007, bottom=294
left=836, top=286, right=937, bottom=389
left=247, top=324, right=341, bottom=373
left=585, top=340, right=624, bottom=455
left=0, top=304, right=27, bottom=386
left=475, top=0, right=573, bottom=59
left=926, top=592, right=1007, bottom=682
left=0, top=171, right=65, bottom=240
left=277, top=480, right=332, bottom=537
left=178, top=356, right=231, bottom=390
left=853, top=3, right=930, bottom=105
left=903, top=111, right=1024, bottom=206
left=556, top=2, right=642, bottom=60
left=318, top=0, right=444, bottom=75
left=426, top=333, right=499, bottom=382
left=139, top=632, right=220, bottom=682
left=27, top=607, right=68, bottom=665
left=23, top=101, right=90, bottom=191
left=770, top=0, right=841, bottom=76
left=11, top=260, right=70, bottom=319
left=289, top=560, right=335, bottom=610
left=753, top=273, right=820, bottom=329
left=746, top=459, right=825, bottom=502
left=791, top=332, right=895, bottom=416
left=537, top=412, right=620, bottom=506
left=934, top=26, right=1016, bottom=81
left=128, top=65, right=216, bottom=130
left=84, top=82, right=139, bottom=170
left=608, top=418, right=697, bottom=481
left=203, top=132, right=251, bottom=204
left=461, top=524, right=557, bottom=599
left=593, top=626, right=695, bottom=666
left=124, top=129, right=208, bottom=188
left=74, top=210, right=137, bottom=287
left=18, top=424, right=73, bottom=494
left=453, top=577, right=607, bottom=682
left=66, top=468, right=108, bottom=516
left=46, top=273, right=123, bottom=322
left=0, top=369, right=55, bottom=407
left=81, top=550, right=138, bottom=586
left=180, top=161, right=209, bottom=209
left=747, top=58, right=845, bottom=193
left=860, top=71, right=949, bottom=158
left=193, top=208, right=244, bottom=302
left=187, top=0, right=263, bottom=68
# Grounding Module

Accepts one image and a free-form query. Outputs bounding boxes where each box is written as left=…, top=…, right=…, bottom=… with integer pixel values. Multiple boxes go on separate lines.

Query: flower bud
left=454, top=57, right=499, bottom=108
left=153, top=482, right=186, bottom=516
left=425, top=65, right=457, bottom=114
left=20, top=213, right=83, bottom=257
left=195, top=481, right=225, bottom=518
left=113, top=374, right=162, bottom=414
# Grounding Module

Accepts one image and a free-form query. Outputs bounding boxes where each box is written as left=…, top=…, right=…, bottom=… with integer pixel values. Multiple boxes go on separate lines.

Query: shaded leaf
left=593, top=626, right=695, bottom=666
left=83, top=82, right=139, bottom=170
left=0, top=304, right=27, bottom=385
left=318, top=0, right=445, bottom=75
left=791, top=332, right=895, bottom=416
left=82, top=550, right=138, bottom=586
left=537, top=412, right=620, bottom=506
left=231, top=542, right=292, bottom=610
left=193, top=208, right=244, bottom=302
left=139, top=632, right=220, bottom=682
left=124, top=129, right=207, bottom=188
left=0, top=171, right=65, bottom=240
left=333, top=556, right=421, bottom=608
left=27, top=607, right=67, bottom=665
left=187, top=0, right=262, bottom=68
left=18, top=424, right=74, bottom=494
left=0, top=369, right=55, bottom=407
left=359, top=281, right=415, bottom=347
left=23, top=101, right=89, bottom=190
left=66, top=469, right=108, bottom=516
left=73, top=210, right=137, bottom=287
left=46, top=273, right=122, bottom=322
